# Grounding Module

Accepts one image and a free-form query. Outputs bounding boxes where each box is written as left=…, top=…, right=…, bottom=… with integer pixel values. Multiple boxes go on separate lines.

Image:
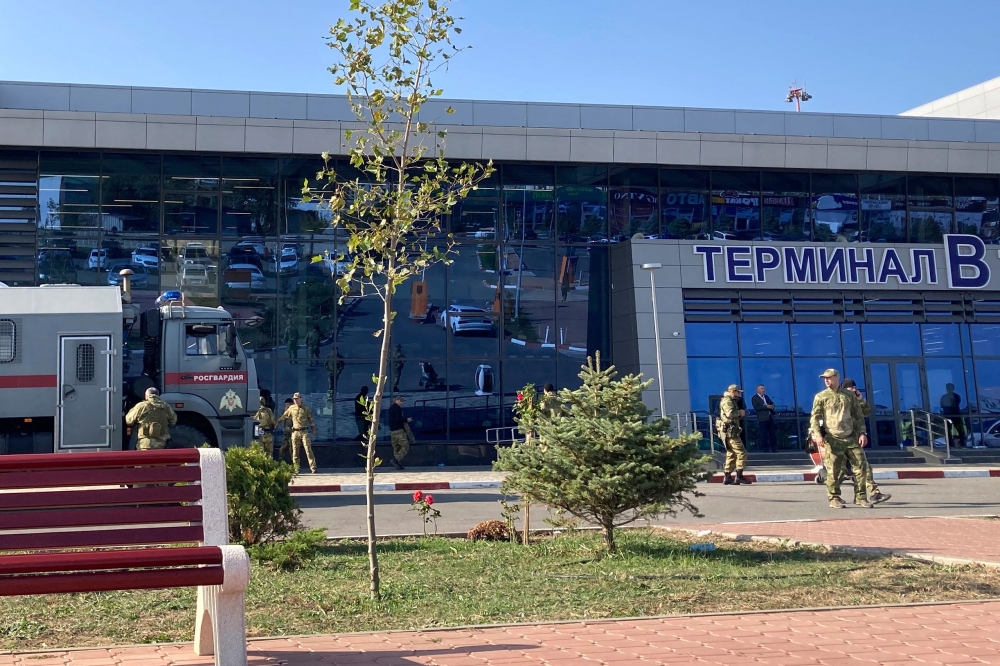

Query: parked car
left=234, top=240, right=267, bottom=257
left=38, top=249, right=78, bottom=284
left=275, top=246, right=299, bottom=276
left=181, top=242, right=213, bottom=268
left=131, top=246, right=160, bottom=272
left=107, top=262, right=149, bottom=289
left=223, top=263, right=267, bottom=292
left=177, top=263, right=209, bottom=288
left=226, top=246, right=264, bottom=272
left=100, top=238, right=125, bottom=259
left=88, top=249, right=111, bottom=270
left=437, top=304, right=495, bottom=335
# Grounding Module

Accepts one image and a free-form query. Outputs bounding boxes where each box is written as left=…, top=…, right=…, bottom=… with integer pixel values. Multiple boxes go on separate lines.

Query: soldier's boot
left=735, top=469, right=752, bottom=485
left=723, top=473, right=734, bottom=485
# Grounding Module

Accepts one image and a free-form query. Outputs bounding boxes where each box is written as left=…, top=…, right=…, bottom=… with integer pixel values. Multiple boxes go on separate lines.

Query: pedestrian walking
left=285, top=321, right=298, bottom=361
left=841, top=378, right=891, bottom=505
left=392, top=344, right=406, bottom=392
left=354, top=385, right=370, bottom=441
left=279, top=392, right=318, bottom=473
left=940, top=383, right=968, bottom=448
left=305, top=325, right=322, bottom=367
left=388, top=395, right=415, bottom=470
left=253, top=395, right=277, bottom=456
left=278, top=398, right=294, bottom=462
left=125, top=387, right=177, bottom=450
left=809, top=369, right=871, bottom=509
left=751, top=384, right=777, bottom=452
left=326, top=349, right=345, bottom=396
left=717, top=384, right=752, bottom=485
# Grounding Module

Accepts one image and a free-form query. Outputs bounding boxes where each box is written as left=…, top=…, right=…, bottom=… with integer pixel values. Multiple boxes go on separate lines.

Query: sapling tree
left=497, top=353, right=709, bottom=552
left=307, top=0, right=492, bottom=599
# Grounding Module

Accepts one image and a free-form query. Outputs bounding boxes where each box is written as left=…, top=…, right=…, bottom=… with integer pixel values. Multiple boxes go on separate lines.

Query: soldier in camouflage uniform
left=278, top=392, right=317, bottom=473
left=253, top=395, right=278, bottom=456
left=810, top=369, right=872, bottom=509
left=125, top=387, right=177, bottom=450
left=841, top=378, right=891, bottom=505
left=717, top=384, right=752, bottom=485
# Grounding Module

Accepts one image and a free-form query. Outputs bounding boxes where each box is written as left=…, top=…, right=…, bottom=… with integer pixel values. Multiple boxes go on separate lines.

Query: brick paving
left=6, top=601, right=1000, bottom=665
left=689, top=516, right=1000, bottom=566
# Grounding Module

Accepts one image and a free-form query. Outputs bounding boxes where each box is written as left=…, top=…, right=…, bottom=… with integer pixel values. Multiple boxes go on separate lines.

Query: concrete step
left=949, top=449, right=1000, bottom=465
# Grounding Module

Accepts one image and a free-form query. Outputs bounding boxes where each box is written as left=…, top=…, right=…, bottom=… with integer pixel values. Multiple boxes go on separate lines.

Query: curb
left=707, top=468, right=1000, bottom=483
left=290, top=480, right=503, bottom=494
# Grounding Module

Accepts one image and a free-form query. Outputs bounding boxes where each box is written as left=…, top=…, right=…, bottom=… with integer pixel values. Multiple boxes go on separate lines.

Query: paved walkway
left=687, top=516, right=1000, bottom=567
left=7, top=601, right=1000, bottom=665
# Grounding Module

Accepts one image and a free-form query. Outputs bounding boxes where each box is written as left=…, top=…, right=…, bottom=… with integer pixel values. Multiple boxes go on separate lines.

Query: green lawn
left=4, top=529, right=1000, bottom=651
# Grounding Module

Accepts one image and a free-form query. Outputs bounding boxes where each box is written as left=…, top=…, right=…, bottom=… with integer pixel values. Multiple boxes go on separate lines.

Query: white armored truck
left=0, top=275, right=259, bottom=454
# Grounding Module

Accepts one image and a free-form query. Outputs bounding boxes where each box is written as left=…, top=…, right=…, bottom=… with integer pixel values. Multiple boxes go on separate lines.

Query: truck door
left=57, top=335, right=114, bottom=451
left=172, top=322, right=248, bottom=416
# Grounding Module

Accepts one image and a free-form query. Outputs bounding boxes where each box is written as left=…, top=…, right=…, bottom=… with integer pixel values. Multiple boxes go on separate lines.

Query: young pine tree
left=496, top=353, right=709, bottom=551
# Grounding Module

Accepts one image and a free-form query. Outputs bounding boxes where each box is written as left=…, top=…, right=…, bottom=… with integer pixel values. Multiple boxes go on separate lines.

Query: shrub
left=248, top=528, right=327, bottom=570
left=467, top=520, right=512, bottom=542
left=225, top=444, right=302, bottom=546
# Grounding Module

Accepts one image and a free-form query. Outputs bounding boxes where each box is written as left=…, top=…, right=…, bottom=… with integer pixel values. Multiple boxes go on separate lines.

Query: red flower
left=516, top=392, right=524, bottom=401
left=425, top=494, right=434, bottom=506
left=413, top=490, right=423, bottom=502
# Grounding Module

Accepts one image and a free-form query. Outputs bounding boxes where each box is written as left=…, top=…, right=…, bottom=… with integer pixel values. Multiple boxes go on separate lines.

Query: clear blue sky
left=1, top=0, right=997, bottom=116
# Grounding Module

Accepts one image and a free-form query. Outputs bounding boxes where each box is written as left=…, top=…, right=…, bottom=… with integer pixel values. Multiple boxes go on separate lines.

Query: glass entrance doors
left=865, top=360, right=927, bottom=447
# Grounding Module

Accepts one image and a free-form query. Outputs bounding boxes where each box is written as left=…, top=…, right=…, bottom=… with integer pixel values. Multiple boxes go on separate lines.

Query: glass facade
left=686, top=321, right=1000, bottom=450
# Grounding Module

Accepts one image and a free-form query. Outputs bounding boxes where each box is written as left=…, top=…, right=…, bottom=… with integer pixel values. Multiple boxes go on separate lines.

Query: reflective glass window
left=660, top=169, right=709, bottom=240
left=970, top=324, right=1000, bottom=356
left=762, top=172, right=810, bottom=241
left=222, top=157, right=277, bottom=237
left=793, top=357, right=837, bottom=415
left=163, top=155, right=220, bottom=191
left=503, top=245, right=556, bottom=359
left=862, top=323, right=921, bottom=356
left=841, top=324, right=862, bottom=356
left=39, top=152, right=101, bottom=234
left=844, top=358, right=865, bottom=393
left=447, top=359, right=501, bottom=441
left=556, top=166, right=607, bottom=243
left=555, top=245, right=609, bottom=360
left=711, top=170, right=760, bottom=241
left=393, top=263, right=447, bottom=360
left=811, top=173, right=858, bottom=242
left=922, top=324, right=962, bottom=356
left=741, top=358, right=793, bottom=412
left=927, top=358, right=970, bottom=417
left=860, top=173, right=906, bottom=243
left=164, top=193, right=219, bottom=236
left=955, top=177, right=1000, bottom=243
left=908, top=175, right=953, bottom=243
left=685, top=323, right=737, bottom=356
left=166, top=239, right=219, bottom=307
left=451, top=185, right=499, bottom=240
left=791, top=323, right=841, bottom=357
left=101, top=153, right=160, bottom=236
left=449, top=244, right=501, bottom=358
left=974, top=359, right=1000, bottom=414
left=688, top=357, right=739, bottom=412
left=739, top=323, right=790, bottom=356
left=504, top=186, right=554, bottom=242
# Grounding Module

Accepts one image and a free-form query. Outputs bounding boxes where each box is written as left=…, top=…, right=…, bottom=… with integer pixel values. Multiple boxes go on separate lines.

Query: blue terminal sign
left=693, top=235, right=993, bottom=290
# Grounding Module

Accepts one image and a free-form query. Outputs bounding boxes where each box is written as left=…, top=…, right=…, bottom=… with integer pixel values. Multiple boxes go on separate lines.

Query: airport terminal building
left=1, top=79, right=999, bottom=461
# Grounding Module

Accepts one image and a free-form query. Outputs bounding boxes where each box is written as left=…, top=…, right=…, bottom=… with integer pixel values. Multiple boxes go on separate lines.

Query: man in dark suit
left=751, top=384, right=777, bottom=452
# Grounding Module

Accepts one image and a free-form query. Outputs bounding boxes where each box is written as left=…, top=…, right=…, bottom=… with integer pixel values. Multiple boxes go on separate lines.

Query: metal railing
left=909, top=409, right=962, bottom=464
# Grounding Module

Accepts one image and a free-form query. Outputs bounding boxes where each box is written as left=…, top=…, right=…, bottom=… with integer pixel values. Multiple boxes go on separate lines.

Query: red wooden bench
left=0, top=448, right=249, bottom=666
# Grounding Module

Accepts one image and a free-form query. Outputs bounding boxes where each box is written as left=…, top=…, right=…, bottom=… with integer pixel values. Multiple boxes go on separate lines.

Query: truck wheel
left=169, top=424, right=214, bottom=449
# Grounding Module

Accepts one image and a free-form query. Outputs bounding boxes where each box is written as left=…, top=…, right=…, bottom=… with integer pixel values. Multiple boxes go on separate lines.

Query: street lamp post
left=640, top=262, right=666, bottom=420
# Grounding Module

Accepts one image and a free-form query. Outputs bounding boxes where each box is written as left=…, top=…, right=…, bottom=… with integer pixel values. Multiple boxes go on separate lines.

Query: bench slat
left=0, top=466, right=202, bottom=490
left=0, top=450, right=201, bottom=471
left=0, top=565, right=226, bottom=596
left=0, top=505, right=202, bottom=530
left=0, top=485, right=203, bottom=510
left=0, top=525, right=204, bottom=551
left=0, top=546, right=222, bottom=575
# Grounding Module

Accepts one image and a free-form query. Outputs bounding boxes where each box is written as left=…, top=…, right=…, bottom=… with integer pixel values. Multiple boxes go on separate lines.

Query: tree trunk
left=364, top=275, right=395, bottom=600
left=603, top=522, right=616, bottom=552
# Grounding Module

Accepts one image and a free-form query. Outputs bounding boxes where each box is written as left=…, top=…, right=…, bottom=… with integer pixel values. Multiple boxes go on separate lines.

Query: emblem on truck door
left=219, top=389, right=243, bottom=412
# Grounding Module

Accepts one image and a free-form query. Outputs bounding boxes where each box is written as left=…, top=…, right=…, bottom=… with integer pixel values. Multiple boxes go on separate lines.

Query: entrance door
left=57, top=335, right=113, bottom=451
left=864, top=360, right=927, bottom=447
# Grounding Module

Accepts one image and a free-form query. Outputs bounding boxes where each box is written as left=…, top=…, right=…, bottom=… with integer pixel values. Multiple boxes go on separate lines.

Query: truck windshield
left=185, top=323, right=236, bottom=356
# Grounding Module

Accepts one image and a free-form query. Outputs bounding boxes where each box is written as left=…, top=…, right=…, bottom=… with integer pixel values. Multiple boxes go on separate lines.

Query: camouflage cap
left=819, top=368, right=839, bottom=378
left=292, top=392, right=303, bottom=399
left=727, top=384, right=742, bottom=392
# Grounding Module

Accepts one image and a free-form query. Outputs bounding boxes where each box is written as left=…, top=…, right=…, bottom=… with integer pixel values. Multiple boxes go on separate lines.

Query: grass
left=3, top=528, right=1000, bottom=651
